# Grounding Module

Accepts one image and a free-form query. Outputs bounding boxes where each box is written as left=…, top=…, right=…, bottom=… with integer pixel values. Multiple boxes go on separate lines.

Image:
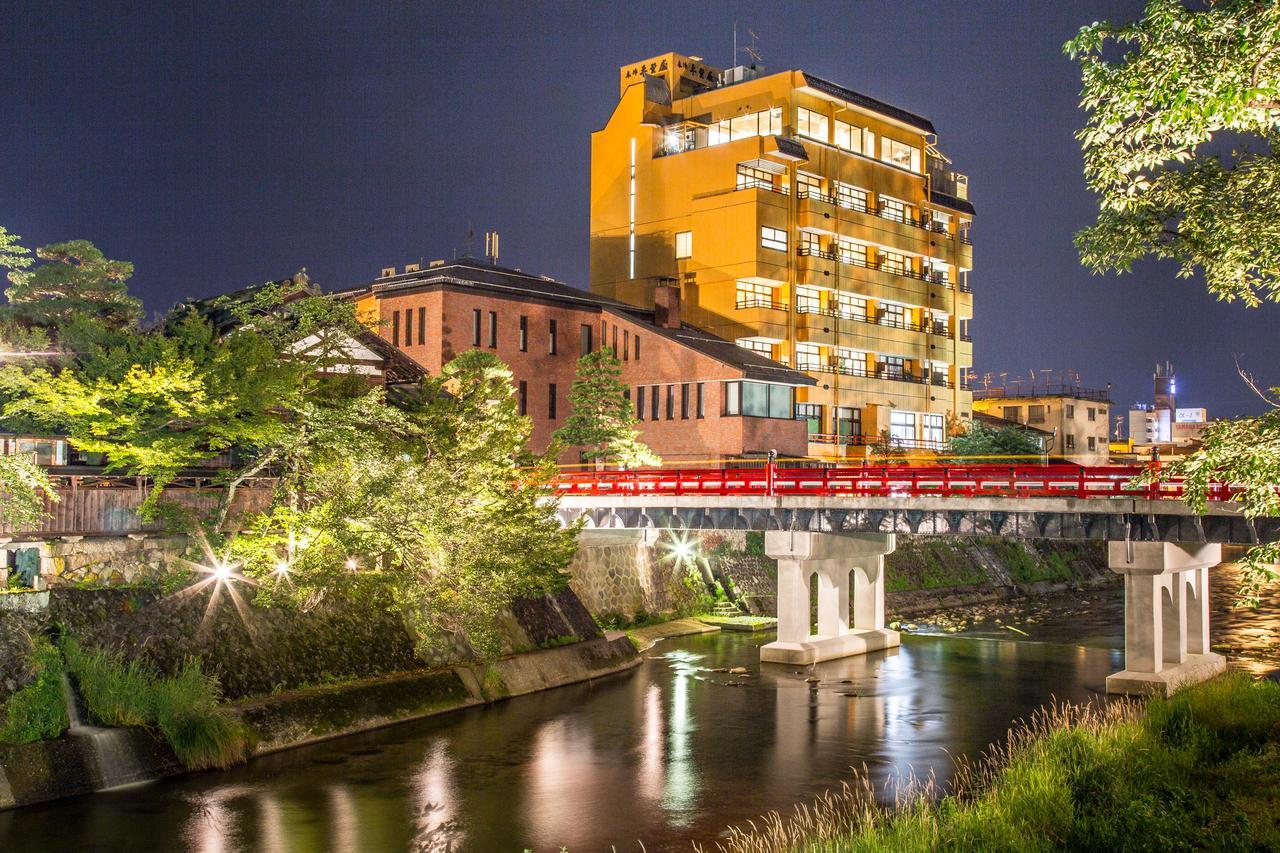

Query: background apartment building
left=343, top=258, right=814, bottom=464
left=590, top=52, right=974, bottom=460
left=971, top=376, right=1112, bottom=465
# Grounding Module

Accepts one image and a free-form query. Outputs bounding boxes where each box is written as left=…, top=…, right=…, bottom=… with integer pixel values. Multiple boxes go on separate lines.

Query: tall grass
left=706, top=674, right=1280, bottom=852
left=62, top=640, right=248, bottom=770
left=0, top=639, right=68, bottom=744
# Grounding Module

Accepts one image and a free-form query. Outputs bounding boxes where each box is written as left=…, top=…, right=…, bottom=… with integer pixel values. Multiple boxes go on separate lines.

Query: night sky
left=5, top=1, right=1278, bottom=420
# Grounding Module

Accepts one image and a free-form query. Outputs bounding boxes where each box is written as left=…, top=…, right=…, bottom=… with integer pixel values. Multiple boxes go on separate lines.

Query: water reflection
left=0, top=631, right=1167, bottom=852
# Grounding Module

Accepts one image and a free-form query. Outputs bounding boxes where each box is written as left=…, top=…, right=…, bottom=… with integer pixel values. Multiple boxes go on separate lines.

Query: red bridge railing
left=553, top=464, right=1240, bottom=503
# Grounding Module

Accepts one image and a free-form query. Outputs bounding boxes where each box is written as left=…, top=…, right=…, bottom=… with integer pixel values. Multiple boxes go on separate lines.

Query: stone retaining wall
left=566, top=541, right=704, bottom=622
left=0, top=535, right=185, bottom=589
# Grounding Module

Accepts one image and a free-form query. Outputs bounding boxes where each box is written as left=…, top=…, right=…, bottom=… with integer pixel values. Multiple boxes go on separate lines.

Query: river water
left=1, top=567, right=1274, bottom=853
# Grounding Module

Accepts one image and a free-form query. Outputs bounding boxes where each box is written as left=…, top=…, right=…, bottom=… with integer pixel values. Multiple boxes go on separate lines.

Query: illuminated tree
left=2, top=240, right=142, bottom=333
left=1067, top=0, right=1280, bottom=600
left=553, top=346, right=659, bottom=468
left=947, top=421, right=1044, bottom=464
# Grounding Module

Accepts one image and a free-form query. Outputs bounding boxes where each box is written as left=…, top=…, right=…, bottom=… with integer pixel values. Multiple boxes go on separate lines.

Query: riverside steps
left=554, top=462, right=1278, bottom=694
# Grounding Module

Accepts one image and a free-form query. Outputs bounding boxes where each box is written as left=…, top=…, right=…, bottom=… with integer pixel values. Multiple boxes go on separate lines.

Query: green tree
left=1067, top=0, right=1280, bottom=600
left=0, top=453, right=58, bottom=530
left=3, top=240, right=142, bottom=332
left=947, top=421, right=1044, bottom=464
left=553, top=346, right=659, bottom=468
left=1065, top=0, right=1280, bottom=305
left=230, top=351, right=580, bottom=658
left=0, top=226, right=32, bottom=288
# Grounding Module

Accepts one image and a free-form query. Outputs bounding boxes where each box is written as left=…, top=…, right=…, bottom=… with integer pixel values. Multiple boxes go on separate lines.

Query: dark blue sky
left=4, top=1, right=1277, bottom=418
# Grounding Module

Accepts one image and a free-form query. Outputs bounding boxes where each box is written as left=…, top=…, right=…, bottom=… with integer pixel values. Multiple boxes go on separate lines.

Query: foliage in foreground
left=63, top=640, right=248, bottom=770
left=0, top=640, right=68, bottom=744
left=1067, top=1, right=1280, bottom=602
left=706, top=673, right=1280, bottom=852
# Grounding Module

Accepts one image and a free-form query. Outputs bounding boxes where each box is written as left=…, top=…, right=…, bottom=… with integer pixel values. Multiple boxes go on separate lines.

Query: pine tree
left=3, top=240, right=142, bottom=332
left=553, top=346, right=660, bottom=468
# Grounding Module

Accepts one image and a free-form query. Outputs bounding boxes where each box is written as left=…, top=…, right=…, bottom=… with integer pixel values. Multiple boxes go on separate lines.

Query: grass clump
left=0, top=640, right=68, bottom=743
left=62, top=639, right=248, bottom=770
left=708, top=673, right=1280, bottom=852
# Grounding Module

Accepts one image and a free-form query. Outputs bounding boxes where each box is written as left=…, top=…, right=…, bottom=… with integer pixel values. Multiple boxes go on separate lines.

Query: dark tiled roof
left=349, top=258, right=815, bottom=387
left=929, top=190, right=976, bottom=216
left=973, top=411, right=1055, bottom=438
left=801, top=73, right=935, bottom=134
left=774, top=136, right=809, bottom=160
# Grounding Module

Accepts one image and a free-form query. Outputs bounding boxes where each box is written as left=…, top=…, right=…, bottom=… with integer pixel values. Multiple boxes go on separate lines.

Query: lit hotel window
left=675, top=230, right=692, bottom=259
left=760, top=226, right=787, bottom=252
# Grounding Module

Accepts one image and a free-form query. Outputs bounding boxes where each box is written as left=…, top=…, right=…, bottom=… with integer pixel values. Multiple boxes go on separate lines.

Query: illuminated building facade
left=590, top=52, right=974, bottom=459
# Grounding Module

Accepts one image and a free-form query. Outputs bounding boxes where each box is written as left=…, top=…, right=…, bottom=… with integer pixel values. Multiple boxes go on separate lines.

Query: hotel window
left=675, top=230, right=692, bottom=259
left=796, top=171, right=822, bottom=198
left=404, top=308, right=412, bottom=346
left=549, top=319, right=558, bottom=354
left=878, top=302, right=906, bottom=328
left=1066, top=434, right=1077, bottom=450
left=1028, top=405, right=1046, bottom=424
left=836, top=406, right=861, bottom=438
left=580, top=324, right=593, bottom=356
left=760, top=226, right=787, bottom=252
left=696, top=383, right=705, bottom=418
left=879, top=251, right=909, bottom=276
left=836, top=237, right=867, bottom=267
left=735, top=337, right=774, bottom=357
left=518, top=381, right=528, bottom=416
left=636, top=386, right=645, bottom=420
left=929, top=210, right=953, bottom=235
left=709, top=107, right=783, bottom=145
left=548, top=383, right=557, bottom=419
left=880, top=355, right=906, bottom=379
left=836, top=347, right=866, bottom=375
left=1088, top=436, right=1097, bottom=452
left=736, top=280, right=777, bottom=309
left=796, top=286, right=822, bottom=314
left=799, top=230, right=823, bottom=254
left=924, top=260, right=950, bottom=284
left=796, top=107, right=829, bottom=143
left=519, top=315, right=528, bottom=351
left=889, top=411, right=917, bottom=444
left=418, top=306, right=426, bottom=345
left=1088, top=407, right=1097, bottom=421
left=1003, top=406, right=1022, bottom=422
left=834, top=120, right=858, bottom=154
left=488, top=311, right=497, bottom=348
left=796, top=403, right=823, bottom=436
left=736, top=164, right=776, bottom=192
left=922, top=413, right=945, bottom=445
left=634, top=335, right=641, bottom=361
left=879, top=196, right=909, bottom=223
left=1066, top=404, right=1075, bottom=419
left=651, top=385, right=660, bottom=420
left=472, top=309, right=482, bottom=346
left=881, top=137, right=921, bottom=172
left=391, top=310, right=400, bottom=347
left=795, top=342, right=823, bottom=371
left=835, top=292, right=867, bottom=321
left=834, top=181, right=869, bottom=213
left=666, top=385, right=675, bottom=420
left=681, top=384, right=690, bottom=419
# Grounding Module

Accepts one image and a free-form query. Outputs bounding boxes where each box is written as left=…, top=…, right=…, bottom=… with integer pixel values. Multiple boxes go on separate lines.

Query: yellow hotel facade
left=590, top=52, right=974, bottom=459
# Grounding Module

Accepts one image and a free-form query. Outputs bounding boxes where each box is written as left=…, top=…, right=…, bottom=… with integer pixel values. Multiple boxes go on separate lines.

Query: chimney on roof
left=654, top=280, right=681, bottom=329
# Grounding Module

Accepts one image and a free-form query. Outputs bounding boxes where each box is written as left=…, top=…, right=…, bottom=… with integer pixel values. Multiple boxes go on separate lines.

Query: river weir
left=60, top=675, right=153, bottom=792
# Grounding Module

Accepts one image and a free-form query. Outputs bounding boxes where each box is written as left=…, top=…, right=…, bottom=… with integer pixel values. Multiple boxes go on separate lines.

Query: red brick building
left=340, top=259, right=814, bottom=463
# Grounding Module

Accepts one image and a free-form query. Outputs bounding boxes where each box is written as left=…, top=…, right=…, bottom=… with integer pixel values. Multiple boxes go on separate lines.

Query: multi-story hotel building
left=590, top=52, right=975, bottom=459
left=342, top=258, right=814, bottom=463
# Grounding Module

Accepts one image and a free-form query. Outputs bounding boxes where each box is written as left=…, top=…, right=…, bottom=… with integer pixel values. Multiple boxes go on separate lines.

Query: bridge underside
left=560, top=503, right=1272, bottom=545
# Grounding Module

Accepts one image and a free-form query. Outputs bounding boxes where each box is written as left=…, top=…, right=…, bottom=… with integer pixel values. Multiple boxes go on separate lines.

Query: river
left=0, top=567, right=1274, bottom=853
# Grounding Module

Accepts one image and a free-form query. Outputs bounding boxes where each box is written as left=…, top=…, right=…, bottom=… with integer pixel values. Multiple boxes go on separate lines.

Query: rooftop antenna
left=743, top=29, right=763, bottom=65
left=465, top=222, right=475, bottom=258
left=485, top=230, right=500, bottom=266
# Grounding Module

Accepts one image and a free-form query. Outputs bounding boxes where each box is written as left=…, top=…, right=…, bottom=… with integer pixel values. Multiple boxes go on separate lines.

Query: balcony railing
left=794, top=304, right=972, bottom=342
left=737, top=178, right=790, bottom=195
left=799, top=359, right=955, bottom=389
left=807, top=433, right=949, bottom=451
left=959, top=232, right=973, bottom=245
left=736, top=297, right=788, bottom=311
left=797, top=246, right=967, bottom=292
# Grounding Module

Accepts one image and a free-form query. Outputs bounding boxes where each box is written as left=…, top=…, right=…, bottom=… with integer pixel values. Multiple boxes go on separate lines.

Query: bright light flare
left=274, top=560, right=290, bottom=576
left=345, top=557, right=358, bottom=571
left=661, top=531, right=699, bottom=565
left=213, top=561, right=234, bottom=581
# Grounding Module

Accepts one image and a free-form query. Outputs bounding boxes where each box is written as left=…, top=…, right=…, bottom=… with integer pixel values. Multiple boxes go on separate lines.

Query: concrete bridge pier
left=760, top=531, right=899, bottom=665
left=1106, top=541, right=1227, bottom=697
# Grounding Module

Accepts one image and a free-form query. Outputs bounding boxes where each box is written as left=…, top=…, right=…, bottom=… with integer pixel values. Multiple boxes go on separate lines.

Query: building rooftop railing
left=797, top=245, right=970, bottom=293
left=973, top=385, right=1113, bottom=404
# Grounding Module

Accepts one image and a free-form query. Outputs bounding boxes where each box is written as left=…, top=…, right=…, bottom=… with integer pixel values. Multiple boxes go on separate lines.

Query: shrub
left=62, top=639, right=153, bottom=727
left=0, top=640, right=68, bottom=743
left=150, top=658, right=248, bottom=770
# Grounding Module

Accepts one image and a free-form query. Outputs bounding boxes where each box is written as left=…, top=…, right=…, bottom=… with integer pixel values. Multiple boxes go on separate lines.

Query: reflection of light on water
left=183, top=784, right=250, bottom=853
left=639, top=683, right=664, bottom=803
left=662, top=651, right=700, bottom=825
left=412, top=740, right=464, bottom=851
left=329, top=785, right=358, bottom=852
left=256, top=792, right=285, bottom=853
left=524, top=718, right=599, bottom=840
